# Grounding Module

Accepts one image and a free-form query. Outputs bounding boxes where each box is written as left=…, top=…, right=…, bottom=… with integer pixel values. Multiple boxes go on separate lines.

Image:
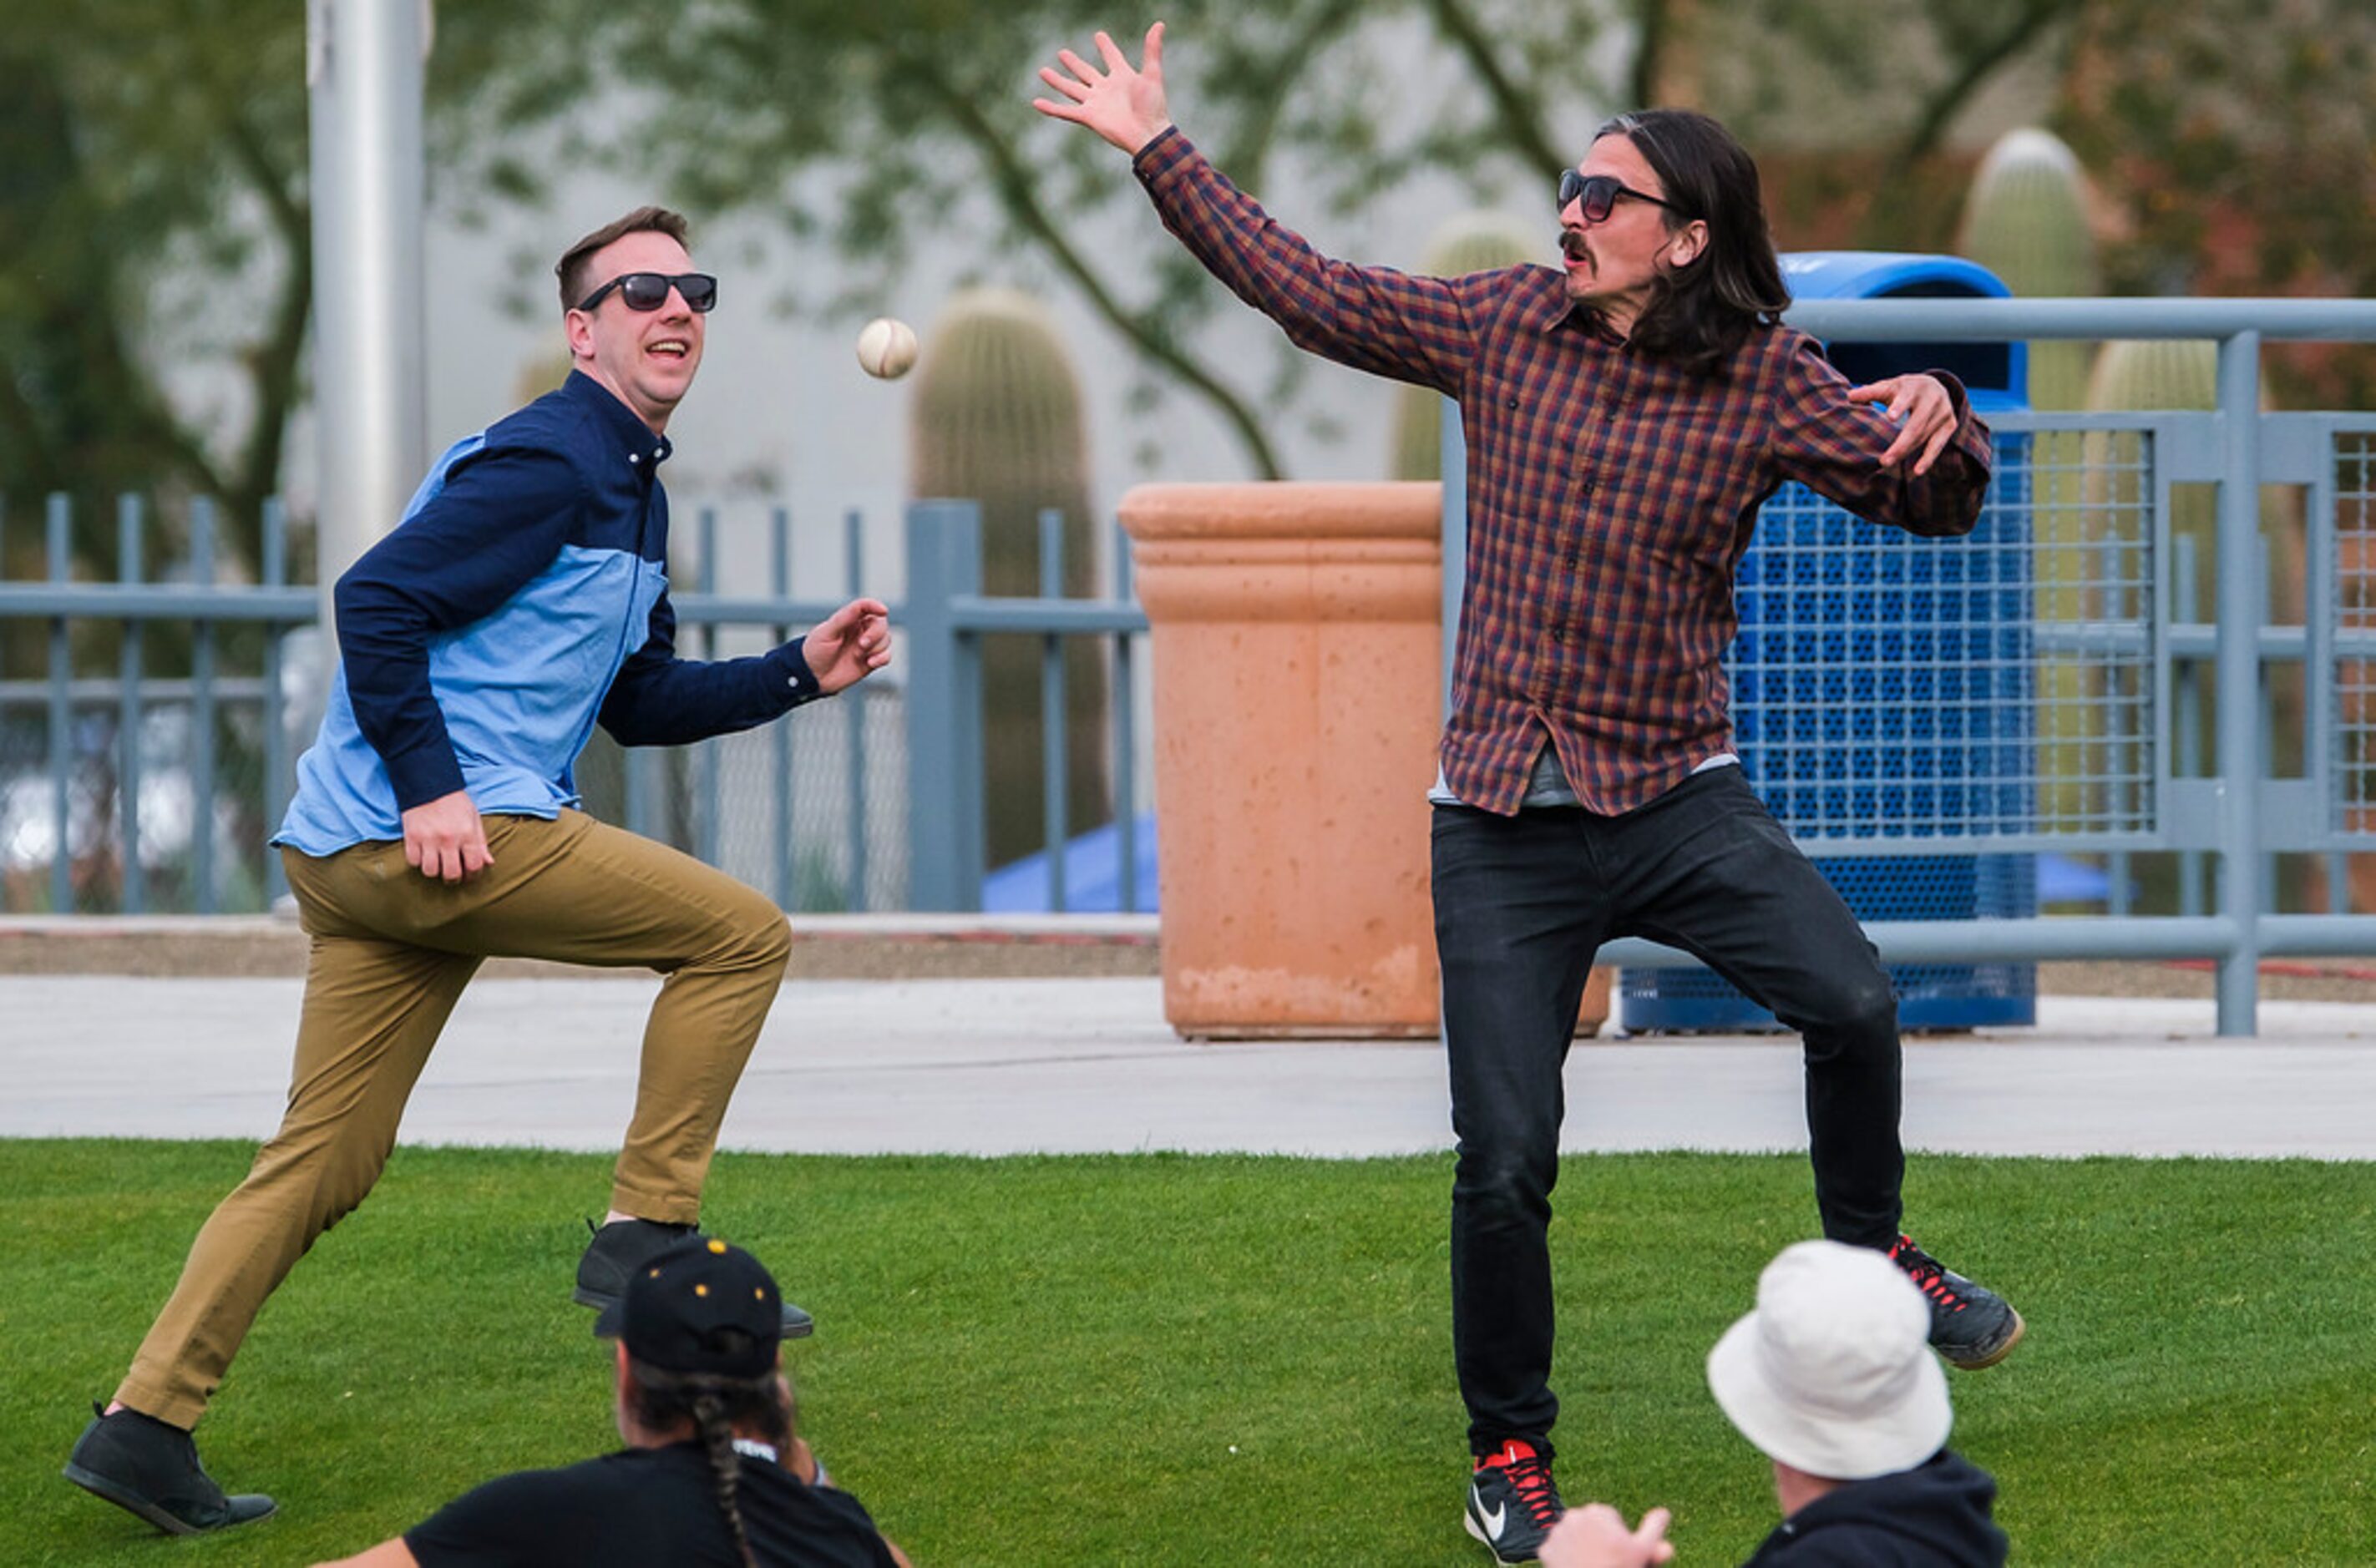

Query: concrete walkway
left=8, top=974, right=2374, bottom=1160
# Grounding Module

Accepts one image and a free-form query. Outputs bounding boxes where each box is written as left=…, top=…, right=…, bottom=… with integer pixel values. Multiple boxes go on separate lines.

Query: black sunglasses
left=575, top=271, right=718, bottom=314
left=1558, top=169, right=1685, bottom=224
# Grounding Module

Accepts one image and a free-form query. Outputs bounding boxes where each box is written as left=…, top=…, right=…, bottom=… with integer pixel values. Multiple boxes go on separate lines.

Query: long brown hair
left=1593, top=110, right=1790, bottom=376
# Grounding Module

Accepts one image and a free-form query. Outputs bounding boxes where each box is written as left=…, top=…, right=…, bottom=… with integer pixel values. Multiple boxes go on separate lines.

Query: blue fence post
left=190, top=498, right=219, bottom=913
left=770, top=507, right=795, bottom=909
left=2214, top=331, right=2264, bottom=1034
left=262, top=498, right=291, bottom=903
left=1039, top=507, right=1068, bottom=913
left=697, top=506, right=722, bottom=870
left=2173, top=532, right=2202, bottom=916
left=1112, top=519, right=1139, bottom=914
left=46, top=493, right=73, bottom=913
left=119, top=495, right=146, bottom=915
left=844, top=508, right=870, bottom=913
left=904, top=500, right=985, bottom=912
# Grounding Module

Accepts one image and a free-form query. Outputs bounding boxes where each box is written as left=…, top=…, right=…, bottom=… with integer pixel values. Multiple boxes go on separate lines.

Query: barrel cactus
left=909, top=286, right=1110, bottom=873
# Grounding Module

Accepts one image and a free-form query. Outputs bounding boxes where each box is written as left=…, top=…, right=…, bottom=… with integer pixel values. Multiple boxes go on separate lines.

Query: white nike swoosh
left=1472, top=1486, right=1509, bottom=1541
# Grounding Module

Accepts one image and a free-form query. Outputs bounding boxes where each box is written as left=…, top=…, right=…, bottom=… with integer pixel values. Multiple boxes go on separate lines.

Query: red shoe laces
left=1484, top=1444, right=1562, bottom=1525
left=1892, top=1236, right=1964, bottom=1312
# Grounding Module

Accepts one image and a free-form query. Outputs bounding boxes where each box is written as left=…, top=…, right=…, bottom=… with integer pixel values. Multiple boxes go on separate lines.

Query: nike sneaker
left=1889, top=1233, right=2025, bottom=1370
left=1464, top=1437, right=1564, bottom=1564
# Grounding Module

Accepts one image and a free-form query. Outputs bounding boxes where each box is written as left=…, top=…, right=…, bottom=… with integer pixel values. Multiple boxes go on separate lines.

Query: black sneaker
left=575, top=1218, right=814, bottom=1338
left=1464, top=1438, right=1565, bottom=1564
left=63, top=1405, right=276, bottom=1535
left=1890, top=1234, right=2025, bottom=1369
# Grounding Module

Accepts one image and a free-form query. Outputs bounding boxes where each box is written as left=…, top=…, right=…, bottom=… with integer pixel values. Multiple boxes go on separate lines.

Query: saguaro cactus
left=1955, top=128, right=2099, bottom=412
left=1958, top=129, right=2108, bottom=881
left=909, top=287, right=1110, bottom=873
left=1391, top=212, right=1541, bottom=481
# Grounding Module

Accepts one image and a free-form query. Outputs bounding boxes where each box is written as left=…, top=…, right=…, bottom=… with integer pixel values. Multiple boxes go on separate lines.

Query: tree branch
left=1419, top=0, right=1566, bottom=173
left=220, top=109, right=314, bottom=570
left=1630, top=0, right=1668, bottom=111
left=1884, top=0, right=2082, bottom=182
left=898, top=47, right=1289, bottom=479
left=1217, top=0, right=1365, bottom=192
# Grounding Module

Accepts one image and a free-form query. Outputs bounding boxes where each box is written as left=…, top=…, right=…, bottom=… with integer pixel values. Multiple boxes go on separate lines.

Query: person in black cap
left=317, top=1238, right=909, bottom=1568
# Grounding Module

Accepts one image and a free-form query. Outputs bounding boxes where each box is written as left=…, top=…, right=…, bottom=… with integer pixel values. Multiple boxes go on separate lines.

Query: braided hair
left=627, top=1354, right=794, bottom=1568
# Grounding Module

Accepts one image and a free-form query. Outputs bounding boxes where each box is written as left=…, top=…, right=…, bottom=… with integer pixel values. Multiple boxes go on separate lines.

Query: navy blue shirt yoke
left=276, top=371, right=824, bottom=853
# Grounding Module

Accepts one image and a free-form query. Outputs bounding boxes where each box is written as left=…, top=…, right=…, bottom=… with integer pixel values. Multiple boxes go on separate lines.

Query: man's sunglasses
left=575, top=271, right=718, bottom=314
left=1558, top=169, right=1685, bottom=224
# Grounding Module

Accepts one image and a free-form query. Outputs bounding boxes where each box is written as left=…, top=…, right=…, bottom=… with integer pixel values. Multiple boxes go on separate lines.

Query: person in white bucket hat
left=1541, top=1241, right=2008, bottom=1567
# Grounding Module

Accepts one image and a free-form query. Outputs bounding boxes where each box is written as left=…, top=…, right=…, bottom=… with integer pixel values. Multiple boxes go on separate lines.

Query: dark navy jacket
left=1744, top=1451, right=2009, bottom=1567
left=277, top=372, right=821, bottom=853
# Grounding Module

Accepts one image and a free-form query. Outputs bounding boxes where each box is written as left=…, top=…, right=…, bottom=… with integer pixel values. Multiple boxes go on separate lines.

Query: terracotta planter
left=1120, top=481, right=1619, bottom=1041
left=1122, top=483, right=1443, bottom=1038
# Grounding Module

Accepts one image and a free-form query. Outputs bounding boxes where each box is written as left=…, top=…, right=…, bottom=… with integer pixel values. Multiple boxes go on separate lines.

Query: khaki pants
left=115, top=809, right=792, bottom=1429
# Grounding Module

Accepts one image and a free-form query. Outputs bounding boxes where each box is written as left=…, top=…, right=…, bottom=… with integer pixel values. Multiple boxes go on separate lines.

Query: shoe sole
left=1943, top=1306, right=2026, bottom=1371
left=574, top=1284, right=818, bottom=1338
left=1463, top=1507, right=1541, bottom=1565
left=63, top=1462, right=276, bottom=1536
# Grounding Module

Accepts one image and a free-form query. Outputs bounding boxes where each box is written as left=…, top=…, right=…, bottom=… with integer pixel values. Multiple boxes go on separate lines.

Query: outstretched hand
left=1847, top=373, right=1960, bottom=475
left=803, top=598, right=892, bottom=694
left=1032, top=22, right=1173, bottom=155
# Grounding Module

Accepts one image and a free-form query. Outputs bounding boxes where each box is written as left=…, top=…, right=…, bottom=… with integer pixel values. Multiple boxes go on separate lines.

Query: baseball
left=856, top=317, right=919, bottom=380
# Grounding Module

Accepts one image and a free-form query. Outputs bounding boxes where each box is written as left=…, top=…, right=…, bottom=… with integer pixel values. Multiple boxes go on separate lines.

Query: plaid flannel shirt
left=1134, top=129, right=1994, bottom=817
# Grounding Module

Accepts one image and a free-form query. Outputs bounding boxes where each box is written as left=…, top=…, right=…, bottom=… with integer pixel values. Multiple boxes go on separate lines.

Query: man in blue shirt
left=65, top=207, right=892, bottom=1537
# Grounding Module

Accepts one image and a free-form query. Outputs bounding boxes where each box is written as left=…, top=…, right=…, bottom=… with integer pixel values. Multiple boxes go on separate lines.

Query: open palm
left=1032, top=23, right=1173, bottom=156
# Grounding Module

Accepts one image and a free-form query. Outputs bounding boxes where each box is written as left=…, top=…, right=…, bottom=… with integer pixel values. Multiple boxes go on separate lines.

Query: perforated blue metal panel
left=1624, top=252, right=2038, bottom=1033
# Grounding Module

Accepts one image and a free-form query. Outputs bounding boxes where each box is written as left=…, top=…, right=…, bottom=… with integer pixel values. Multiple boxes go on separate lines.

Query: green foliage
left=0, top=0, right=310, bottom=576
left=1389, top=210, right=1540, bottom=482
left=471, top=0, right=1645, bottom=481
left=9, top=0, right=2363, bottom=583
left=2053, top=0, right=2376, bottom=410
left=5, top=1140, right=2374, bottom=1564
left=910, top=286, right=1110, bottom=869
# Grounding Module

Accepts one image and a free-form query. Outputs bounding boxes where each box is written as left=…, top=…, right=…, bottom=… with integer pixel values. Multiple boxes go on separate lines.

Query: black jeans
left=1431, top=766, right=1904, bottom=1456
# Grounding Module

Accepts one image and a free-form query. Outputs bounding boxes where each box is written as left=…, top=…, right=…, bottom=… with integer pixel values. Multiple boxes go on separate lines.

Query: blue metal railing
left=1437, top=295, right=2376, bottom=1035
left=9, top=295, right=2376, bottom=1035
left=0, top=495, right=1146, bottom=921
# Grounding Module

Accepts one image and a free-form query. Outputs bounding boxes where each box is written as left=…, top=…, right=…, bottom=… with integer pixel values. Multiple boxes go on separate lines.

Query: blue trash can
left=1620, top=252, right=2036, bottom=1033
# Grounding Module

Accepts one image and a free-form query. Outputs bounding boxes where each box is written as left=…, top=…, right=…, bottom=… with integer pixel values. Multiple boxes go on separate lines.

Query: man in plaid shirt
left=1038, top=25, right=2025, bottom=1563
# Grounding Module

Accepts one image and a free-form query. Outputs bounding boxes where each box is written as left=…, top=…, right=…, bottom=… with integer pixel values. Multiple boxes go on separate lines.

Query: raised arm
left=1034, top=23, right=1496, bottom=397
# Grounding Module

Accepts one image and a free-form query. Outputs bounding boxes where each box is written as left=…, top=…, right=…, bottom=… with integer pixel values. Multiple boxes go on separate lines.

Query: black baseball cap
left=593, top=1237, right=784, bottom=1378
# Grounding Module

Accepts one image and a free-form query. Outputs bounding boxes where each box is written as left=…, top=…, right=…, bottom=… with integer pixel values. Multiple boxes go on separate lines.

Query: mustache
left=1559, top=229, right=1589, bottom=262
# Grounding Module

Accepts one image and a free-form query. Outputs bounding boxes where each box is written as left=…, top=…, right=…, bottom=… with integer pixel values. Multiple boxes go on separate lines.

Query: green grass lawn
left=3, top=1141, right=2370, bottom=1565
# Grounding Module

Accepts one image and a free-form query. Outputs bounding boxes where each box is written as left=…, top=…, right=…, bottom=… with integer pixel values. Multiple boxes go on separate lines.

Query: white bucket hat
left=1705, top=1239, right=1953, bottom=1480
